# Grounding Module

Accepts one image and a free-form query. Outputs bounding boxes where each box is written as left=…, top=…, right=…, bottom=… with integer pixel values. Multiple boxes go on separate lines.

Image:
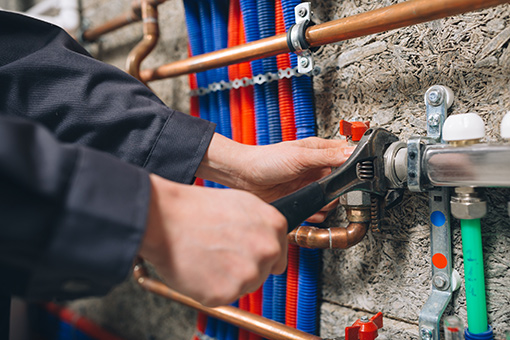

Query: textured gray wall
left=5, top=0, right=510, bottom=339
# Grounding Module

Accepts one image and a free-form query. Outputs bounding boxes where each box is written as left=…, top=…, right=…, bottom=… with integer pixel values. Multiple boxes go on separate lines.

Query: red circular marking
left=432, top=253, right=448, bottom=269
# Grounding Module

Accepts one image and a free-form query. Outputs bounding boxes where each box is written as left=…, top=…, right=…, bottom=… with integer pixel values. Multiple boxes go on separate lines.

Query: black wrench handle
left=270, top=182, right=327, bottom=233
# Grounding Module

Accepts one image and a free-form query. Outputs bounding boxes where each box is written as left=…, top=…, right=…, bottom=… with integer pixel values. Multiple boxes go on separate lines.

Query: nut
left=450, top=200, right=487, bottom=219
left=345, top=207, right=371, bottom=223
left=340, top=191, right=371, bottom=206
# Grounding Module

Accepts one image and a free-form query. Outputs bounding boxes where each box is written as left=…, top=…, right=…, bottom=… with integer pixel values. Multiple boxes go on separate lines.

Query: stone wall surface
left=2, top=0, right=509, bottom=339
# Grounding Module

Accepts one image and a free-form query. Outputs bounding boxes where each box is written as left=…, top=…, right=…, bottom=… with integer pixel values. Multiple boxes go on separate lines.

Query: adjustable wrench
left=271, top=128, right=399, bottom=232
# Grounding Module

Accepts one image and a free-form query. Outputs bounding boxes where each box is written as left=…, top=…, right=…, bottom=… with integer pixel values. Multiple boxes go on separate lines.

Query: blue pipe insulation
left=262, top=274, right=274, bottom=321
left=211, top=0, right=232, bottom=139
left=272, top=271, right=287, bottom=324
left=204, top=316, right=218, bottom=338
left=184, top=0, right=215, bottom=188
left=281, top=0, right=319, bottom=334
left=239, top=0, right=269, bottom=145
left=257, top=0, right=281, bottom=145
left=297, top=246, right=320, bottom=335
left=281, top=0, right=316, bottom=139
left=226, top=301, right=240, bottom=340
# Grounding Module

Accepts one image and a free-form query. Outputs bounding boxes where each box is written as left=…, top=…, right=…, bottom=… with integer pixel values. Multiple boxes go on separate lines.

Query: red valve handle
left=339, top=120, right=371, bottom=142
left=345, top=312, right=383, bottom=340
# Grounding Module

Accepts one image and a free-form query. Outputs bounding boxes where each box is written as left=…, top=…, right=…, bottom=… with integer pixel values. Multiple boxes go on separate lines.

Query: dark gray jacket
left=0, top=10, right=215, bottom=302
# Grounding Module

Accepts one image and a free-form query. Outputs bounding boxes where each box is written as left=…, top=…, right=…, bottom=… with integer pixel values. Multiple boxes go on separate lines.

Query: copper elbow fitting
left=288, top=207, right=370, bottom=249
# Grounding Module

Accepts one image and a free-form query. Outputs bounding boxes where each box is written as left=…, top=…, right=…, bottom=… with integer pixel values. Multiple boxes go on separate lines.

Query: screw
left=420, top=327, right=433, bottom=340
left=433, top=275, right=447, bottom=289
left=428, top=114, right=440, bottom=127
left=360, top=316, right=369, bottom=323
left=298, top=7, right=308, bottom=17
left=300, top=57, right=310, bottom=68
left=427, top=89, right=443, bottom=106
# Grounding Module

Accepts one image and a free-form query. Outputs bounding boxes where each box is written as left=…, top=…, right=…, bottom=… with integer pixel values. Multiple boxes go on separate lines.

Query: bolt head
left=428, top=114, right=440, bottom=127
left=298, top=7, right=308, bottom=17
left=299, top=57, right=310, bottom=68
left=433, top=275, right=447, bottom=289
left=420, top=328, right=433, bottom=340
left=427, top=89, right=443, bottom=105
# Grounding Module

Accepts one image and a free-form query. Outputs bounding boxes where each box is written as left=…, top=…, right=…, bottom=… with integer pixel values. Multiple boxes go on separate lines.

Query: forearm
left=195, top=133, right=252, bottom=189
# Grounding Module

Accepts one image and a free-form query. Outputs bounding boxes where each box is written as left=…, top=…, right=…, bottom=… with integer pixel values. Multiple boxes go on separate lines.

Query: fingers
left=292, top=136, right=348, bottom=149
left=299, top=146, right=353, bottom=169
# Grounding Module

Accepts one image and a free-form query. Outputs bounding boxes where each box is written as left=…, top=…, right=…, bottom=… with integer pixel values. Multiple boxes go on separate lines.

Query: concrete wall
left=3, top=0, right=510, bottom=339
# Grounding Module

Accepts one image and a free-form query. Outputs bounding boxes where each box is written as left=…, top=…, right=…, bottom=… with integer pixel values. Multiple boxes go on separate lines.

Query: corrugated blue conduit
left=257, top=0, right=281, bottom=145
left=239, top=0, right=269, bottom=146
left=210, top=3, right=239, bottom=339
left=198, top=0, right=223, bottom=189
left=210, top=0, right=231, bottom=190
left=281, top=0, right=320, bottom=335
left=255, top=0, right=287, bottom=326
left=184, top=2, right=227, bottom=337
left=184, top=0, right=214, bottom=188
left=262, top=274, right=274, bottom=322
left=211, top=0, right=232, bottom=140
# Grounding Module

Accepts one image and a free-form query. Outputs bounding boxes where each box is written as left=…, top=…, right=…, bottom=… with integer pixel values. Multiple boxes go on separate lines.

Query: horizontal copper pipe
left=306, top=0, right=510, bottom=48
left=132, top=261, right=323, bottom=340
left=140, top=34, right=289, bottom=81
left=126, top=0, right=159, bottom=81
left=288, top=207, right=370, bottom=249
left=139, top=0, right=510, bottom=82
left=81, top=0, right=166, bottom=42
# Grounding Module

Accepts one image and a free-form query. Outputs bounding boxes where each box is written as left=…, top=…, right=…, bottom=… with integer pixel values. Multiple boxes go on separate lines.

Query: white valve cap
left=442, top=113, right=485, bottom=142
left=501, top=112, right=510, bottom=139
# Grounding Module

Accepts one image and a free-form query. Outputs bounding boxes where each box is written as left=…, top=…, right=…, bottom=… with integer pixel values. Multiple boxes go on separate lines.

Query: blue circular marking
left=431, top=211, right=446, bottom=227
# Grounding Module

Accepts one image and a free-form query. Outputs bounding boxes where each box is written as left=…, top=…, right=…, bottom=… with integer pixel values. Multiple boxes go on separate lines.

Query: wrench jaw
left=318, top=128, right=400, bottom=203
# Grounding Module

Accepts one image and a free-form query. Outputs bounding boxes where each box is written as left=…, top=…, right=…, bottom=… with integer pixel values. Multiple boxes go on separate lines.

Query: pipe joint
left=451, top=187, right=487, bottom=220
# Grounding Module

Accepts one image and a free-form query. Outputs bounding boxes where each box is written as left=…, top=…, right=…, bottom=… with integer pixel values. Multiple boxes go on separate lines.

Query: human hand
left=196, top=134, right=355, bottom=223
left=139, top=174, right=288, bottom=307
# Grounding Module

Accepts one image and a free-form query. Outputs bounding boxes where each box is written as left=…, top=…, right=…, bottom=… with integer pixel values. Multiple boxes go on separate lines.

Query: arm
left=0, top=10, right=215, bottom=184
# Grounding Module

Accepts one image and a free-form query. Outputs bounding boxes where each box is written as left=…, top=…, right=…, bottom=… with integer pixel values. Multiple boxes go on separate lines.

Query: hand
left=196, top=134, right=355, bottom=223
left=139, top=174, right=288, bottom=307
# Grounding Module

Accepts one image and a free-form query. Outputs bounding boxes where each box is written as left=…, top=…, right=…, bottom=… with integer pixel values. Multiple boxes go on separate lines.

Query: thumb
left=299, top=146, right=355, bottom=169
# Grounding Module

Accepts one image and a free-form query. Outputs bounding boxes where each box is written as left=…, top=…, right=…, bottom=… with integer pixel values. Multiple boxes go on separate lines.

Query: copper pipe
left=139, top=0, right=510, bottom=82
left=140, top=33, right=289, bottom=82
left=126, top=0, right=159, bottom=81
left=288, top=207, right=370, bottom=249
left=132, top=260, right=323, bottom=340
left=81, top=0, right=166, bottom=42
left=82, top=0, right=142, bottom=42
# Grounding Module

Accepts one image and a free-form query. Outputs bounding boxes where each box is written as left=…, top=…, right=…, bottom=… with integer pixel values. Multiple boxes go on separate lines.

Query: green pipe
left=460, top=218, right=488, bottom=334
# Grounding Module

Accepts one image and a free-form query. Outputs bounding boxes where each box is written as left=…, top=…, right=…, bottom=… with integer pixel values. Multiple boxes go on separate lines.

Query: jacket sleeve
left=0, top=10, right=215, bottom=184
left=0, top=11, right=216, bottom=300
left=0, top=116, right=150, bottom=300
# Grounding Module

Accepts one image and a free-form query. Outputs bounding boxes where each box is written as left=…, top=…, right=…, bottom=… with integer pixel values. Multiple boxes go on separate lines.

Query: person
left=0, top=9, right=351, bottom=311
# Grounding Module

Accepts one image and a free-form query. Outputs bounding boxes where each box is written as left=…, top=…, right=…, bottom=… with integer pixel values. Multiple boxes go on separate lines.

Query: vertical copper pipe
left=126, top=0, right=159, bottom=81
left=139, top=0, right=510, bottom=82
left=132, top=261, right=323, bottom=340
left=288, top=207, right=370, bottom=249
